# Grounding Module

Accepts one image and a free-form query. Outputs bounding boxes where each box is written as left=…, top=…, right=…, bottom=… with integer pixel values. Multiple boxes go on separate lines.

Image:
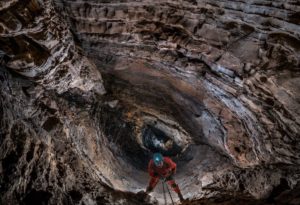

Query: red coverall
left=147, top=157, right=181, bottom=194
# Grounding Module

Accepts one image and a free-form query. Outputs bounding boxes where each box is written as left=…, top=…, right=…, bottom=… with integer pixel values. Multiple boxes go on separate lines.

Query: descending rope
left=165, top=181, right=175, bottom=205
left=162, top=181, right=167, bottom=205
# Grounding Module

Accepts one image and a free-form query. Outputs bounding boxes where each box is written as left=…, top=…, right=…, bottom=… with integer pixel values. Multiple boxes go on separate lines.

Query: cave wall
left=1, top=0, right=300, bottom=205
left=59, top=0, right=300, bottom=166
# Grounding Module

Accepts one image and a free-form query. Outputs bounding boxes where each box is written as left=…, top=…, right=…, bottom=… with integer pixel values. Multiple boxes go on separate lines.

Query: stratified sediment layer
left=0, top=0, right=300, bottom=204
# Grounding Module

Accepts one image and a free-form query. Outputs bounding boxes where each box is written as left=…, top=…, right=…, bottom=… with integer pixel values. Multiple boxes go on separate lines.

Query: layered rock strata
left=1, top=0, right=300, bottom=204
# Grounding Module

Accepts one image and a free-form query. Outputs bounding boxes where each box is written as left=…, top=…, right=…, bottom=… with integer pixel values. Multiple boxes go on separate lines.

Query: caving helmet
left=153, top=153, right=164, bottom=167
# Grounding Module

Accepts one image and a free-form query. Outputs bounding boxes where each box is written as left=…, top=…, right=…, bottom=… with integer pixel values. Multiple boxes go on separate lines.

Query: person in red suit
left=146, top=153, right=184, bottom=202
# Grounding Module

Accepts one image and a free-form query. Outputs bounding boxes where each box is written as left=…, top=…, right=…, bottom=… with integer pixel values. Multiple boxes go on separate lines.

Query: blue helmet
left=153, top=153, right=163, bottom=166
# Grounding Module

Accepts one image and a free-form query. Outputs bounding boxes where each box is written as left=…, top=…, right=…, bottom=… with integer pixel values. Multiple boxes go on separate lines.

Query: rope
left=164, top=181, right=175, bottom=205
left=162, top=180, right=167, bottom=205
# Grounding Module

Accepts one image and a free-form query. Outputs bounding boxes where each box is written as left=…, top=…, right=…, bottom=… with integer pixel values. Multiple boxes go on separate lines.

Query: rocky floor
left=0, top=0, right=300, bottom=204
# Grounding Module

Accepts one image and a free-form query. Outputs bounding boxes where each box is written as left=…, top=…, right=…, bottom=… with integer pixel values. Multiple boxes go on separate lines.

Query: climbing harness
left=161, top=179, right=175, bottom=205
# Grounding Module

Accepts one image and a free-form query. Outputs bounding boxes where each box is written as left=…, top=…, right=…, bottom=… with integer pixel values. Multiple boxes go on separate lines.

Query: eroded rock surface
left=0, top=0, right=300, bottom=204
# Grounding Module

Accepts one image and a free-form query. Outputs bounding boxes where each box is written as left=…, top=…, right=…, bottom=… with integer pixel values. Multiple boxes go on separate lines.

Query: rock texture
left=0, top=0, right=300, bottom=204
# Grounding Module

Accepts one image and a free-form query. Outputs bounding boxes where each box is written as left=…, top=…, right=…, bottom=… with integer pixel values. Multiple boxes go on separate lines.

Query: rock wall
left=0, top=0, right=300, bottom=204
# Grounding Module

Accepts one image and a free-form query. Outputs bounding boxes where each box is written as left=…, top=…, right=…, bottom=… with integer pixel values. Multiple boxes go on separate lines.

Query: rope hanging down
left=162, top=180, right=175, bottom=205
left=162, top=181, right=167, bottom=205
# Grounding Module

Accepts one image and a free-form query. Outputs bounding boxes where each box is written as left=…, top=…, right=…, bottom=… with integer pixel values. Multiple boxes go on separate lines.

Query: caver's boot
left=178, top=191, right=184, bottom=202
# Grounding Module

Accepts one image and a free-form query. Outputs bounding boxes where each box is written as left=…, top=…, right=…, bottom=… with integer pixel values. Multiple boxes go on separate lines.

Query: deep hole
left=142, top=125, right=182, bottom=156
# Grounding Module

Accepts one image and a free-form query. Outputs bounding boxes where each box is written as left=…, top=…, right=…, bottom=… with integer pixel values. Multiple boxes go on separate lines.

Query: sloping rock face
left=0, top=0, right=300, bottom=204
